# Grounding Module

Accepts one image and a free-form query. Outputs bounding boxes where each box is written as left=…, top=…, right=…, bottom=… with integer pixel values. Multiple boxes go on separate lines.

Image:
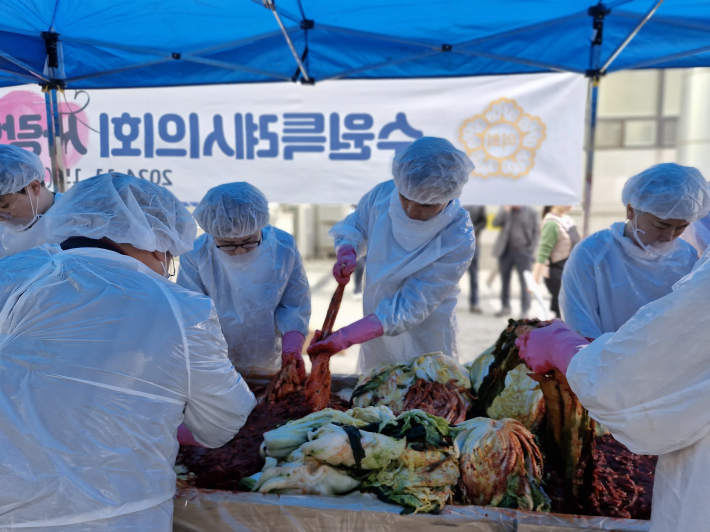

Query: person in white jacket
left=517, top=246, right=710, bottom=531
left=177, top=182, right=310, bottom=378
left=559, top=163, right=710, bottom=338
left=680, top=210, right=710, bottom=257
left=0, top=173, right=256, bottom=532
left=308, top=137, right=475, bottom=372
left=0, top=144, right=64, bottom=257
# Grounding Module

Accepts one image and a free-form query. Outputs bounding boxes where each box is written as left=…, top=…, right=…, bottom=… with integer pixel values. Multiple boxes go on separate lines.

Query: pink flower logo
left=0, top=90, right=90, bottom=185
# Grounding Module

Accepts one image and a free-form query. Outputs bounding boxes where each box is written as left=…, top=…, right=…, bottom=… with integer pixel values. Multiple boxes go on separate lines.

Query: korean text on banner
left=0, top=73, right=586, bottom=205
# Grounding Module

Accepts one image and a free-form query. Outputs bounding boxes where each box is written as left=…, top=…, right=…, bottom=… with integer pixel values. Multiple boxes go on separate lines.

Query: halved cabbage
left=453, top=417, right=549, bottom=512
left=486, top=364, right=545, bottom=431
left=468, top=324, right=545, bottom=431
left=364, top=448, right=460, bottom=514
left=254, top=455, right=361, bottom=495
left=301, top=423, right=406, bottom=470
left=352, top=352, right=471, bottom=415
left=262, top=406, right=395, bottom=459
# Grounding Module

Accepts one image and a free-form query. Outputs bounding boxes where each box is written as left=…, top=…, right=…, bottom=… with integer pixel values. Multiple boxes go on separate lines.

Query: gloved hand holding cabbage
left=515, top=320, right=590, bottom=374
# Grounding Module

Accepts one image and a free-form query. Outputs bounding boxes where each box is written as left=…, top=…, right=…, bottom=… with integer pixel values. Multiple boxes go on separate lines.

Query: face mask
left=388, top=189, right=455, bottom=251
left=0, top=191, right=39, bottom=231
left=629, top=214, right=677, bottom=257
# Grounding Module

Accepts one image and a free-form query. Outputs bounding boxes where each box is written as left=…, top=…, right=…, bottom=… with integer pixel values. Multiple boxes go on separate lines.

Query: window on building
left=594, top=121, right=623, bottom=148
left=594, top=69, right=683, bottom=149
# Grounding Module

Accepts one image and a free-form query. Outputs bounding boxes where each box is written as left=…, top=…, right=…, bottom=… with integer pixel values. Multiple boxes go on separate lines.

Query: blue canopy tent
left=0, top=0, right=709, bottom=233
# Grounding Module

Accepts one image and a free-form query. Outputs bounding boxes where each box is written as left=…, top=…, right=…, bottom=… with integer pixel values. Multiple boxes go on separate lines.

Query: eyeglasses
left=216, top=238, right=262, bottom=252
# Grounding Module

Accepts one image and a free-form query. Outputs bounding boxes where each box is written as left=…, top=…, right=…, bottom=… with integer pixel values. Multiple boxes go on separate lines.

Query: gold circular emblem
left=459, top=98, right=546, bottom=179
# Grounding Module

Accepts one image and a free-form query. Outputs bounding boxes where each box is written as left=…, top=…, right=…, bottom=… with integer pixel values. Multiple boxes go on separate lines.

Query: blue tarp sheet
left=0, top=0, right=708, bottom=89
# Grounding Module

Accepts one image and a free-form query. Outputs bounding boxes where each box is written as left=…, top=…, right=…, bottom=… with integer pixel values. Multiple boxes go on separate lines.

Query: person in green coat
left=531, top=206, right=580, bottom=317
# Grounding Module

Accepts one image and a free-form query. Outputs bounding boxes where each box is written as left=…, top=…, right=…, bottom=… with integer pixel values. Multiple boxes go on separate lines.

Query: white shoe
left=352, top=292, right=363, bottom=300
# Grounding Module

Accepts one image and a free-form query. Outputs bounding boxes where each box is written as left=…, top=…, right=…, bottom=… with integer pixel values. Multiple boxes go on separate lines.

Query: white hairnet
left=622, top=163, right=710, bottom=222
left=44, top=172, right=196, bottom=255
left=0, top=144, right=45, bottom=195
left=194, top=182, right=270, bottom=239
left=392, top=137, right=474, bottom=204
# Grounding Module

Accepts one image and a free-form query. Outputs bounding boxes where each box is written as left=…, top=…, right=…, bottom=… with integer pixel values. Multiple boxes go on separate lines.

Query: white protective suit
left=681, top=212, right=710, bottom=257
left=0, top=144, right=65, bottom=258
left=0, top=246, right=256, bottom=531
left=330, top=180, right=475, bottom=372
left=0, top=172, right=255, bottom=531
left=0, top=191, right=63, bottom=258
left=567, top=247, right=710, bottom=531
left=177, top=226, right=310, bottom=375
left=559, top=221, right=696, bottom=338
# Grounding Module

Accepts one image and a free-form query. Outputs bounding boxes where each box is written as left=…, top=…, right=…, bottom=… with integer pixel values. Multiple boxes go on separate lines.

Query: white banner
left=0, top=73, right=586, bottom=205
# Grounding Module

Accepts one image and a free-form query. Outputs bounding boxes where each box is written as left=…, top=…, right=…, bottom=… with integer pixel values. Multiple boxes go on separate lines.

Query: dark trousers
left=544, top=259, right=566, bottom=318
left=468, top=242, right=481, bottom=306
left=353, top=257, right=365, bottom=294
left=499, top=247, right=531, bottom=313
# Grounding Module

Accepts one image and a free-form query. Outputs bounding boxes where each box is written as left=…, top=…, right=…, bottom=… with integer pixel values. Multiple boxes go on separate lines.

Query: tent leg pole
left=262, top=0, right=311, bottom=83
left=44, top=89, right=60, bottom=193
left=582, top=77, right=599, bottom=238
left=50, top=89, right=66, bottom=193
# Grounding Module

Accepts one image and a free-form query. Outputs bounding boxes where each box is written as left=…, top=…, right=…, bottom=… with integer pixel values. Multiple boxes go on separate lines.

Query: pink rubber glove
left=177, top=424, right=204, bottom=447
left=333, top=245, right=357, bottom=285
left=307, top=314, right=384, bottom=357
left=281, top=330, right=306, bottom=381
left=515, top=320, right=590, bottom=375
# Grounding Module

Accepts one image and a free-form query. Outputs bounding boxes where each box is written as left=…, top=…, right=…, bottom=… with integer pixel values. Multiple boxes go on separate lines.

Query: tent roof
left=0, top=0, right=709, bottom=89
